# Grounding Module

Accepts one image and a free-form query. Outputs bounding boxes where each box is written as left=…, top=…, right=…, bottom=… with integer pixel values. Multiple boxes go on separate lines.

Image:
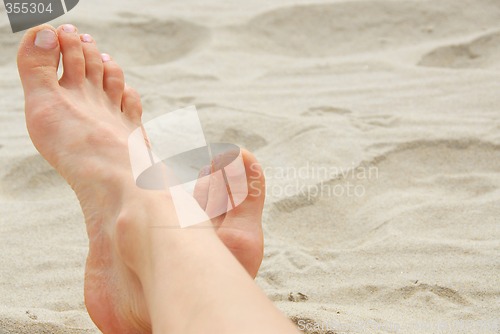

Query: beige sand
left=0, top=0, right=499, bottom=333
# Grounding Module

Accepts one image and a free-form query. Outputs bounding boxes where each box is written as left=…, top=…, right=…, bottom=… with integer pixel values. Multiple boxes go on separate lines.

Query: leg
left=17, top=24, right=298, bottom=333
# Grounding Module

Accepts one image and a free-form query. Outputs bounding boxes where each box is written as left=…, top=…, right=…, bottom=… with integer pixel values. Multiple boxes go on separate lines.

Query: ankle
left=112, top=190, right=178, bottom=269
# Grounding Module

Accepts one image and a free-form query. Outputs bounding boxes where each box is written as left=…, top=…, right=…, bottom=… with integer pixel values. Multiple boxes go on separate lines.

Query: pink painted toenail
left=34, top=29, right=58, bottom=50
left=62, top=24, right=76, bottom=33
left=101, top=53, right=111, bottom=62
left=81, top=34, right=93, bottom=43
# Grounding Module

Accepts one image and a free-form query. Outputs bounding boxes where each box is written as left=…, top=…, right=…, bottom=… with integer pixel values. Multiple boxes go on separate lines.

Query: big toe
left=193, top=149, right=265, bottom=277
left=17, top=25, right=60, bottom=95
left=194, top=149, right=266, bottom=225
left=225, top=149, right=266, bottom=221
left=220, top=149, right=265, bottom=277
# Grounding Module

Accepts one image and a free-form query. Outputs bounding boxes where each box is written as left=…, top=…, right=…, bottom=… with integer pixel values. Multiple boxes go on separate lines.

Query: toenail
left=101, top=53, right=111, bottom=62
left=34, top=29, right=58, bottom=50
left=62, top=24, right=76, bottom=33
left=81, top=34, right=93, bottom=43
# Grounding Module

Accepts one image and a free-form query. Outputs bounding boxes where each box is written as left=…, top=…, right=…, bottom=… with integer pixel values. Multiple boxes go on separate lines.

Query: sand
left=0, top=0, right=499, bottom=333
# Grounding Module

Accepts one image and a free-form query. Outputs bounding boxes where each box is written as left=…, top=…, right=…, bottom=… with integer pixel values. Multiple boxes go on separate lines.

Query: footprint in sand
left=108, top=18, right=211, bottom=65
left=236, top=1, right=500, bottom=57
left=419, top=30, right=500, bottom=69
left=268, top=140, right=500, bottom=248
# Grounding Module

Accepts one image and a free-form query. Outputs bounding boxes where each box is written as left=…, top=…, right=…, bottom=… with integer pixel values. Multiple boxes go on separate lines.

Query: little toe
left=17, top=25, right=60, bottom=95
left=57, top=24, right=86, bottom=86
left=102, top=54, right=125, bottom=106
left=80, top=34, right=104, bottom=86
left=121, top=86, right=143, bottom=124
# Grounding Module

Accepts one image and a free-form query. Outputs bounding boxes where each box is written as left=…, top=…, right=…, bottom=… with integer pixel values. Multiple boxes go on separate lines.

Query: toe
left=193, top=149, right=265, bottom=277
left=219, top=149, right=265, bottom=278
left=222, top=149, right=265, bottom=226
left=121, top=86, right=143, bottom=124
left=193, top=164, right=227, bottom=226
left=80, top=34, right=104, bottom=86
left=57, top=24, right=86, bottom=86
left=17, top=24, right=60, bottom=95
left=205, top=162, right=230, bottom=225
left=102, top=54, right=125, bottom=106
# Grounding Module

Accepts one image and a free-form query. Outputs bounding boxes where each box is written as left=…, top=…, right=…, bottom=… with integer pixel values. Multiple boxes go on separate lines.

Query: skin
left=17, top=24, right=299, bottom=334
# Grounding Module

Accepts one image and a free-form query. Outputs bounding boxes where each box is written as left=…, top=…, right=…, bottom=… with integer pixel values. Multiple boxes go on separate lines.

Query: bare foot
left=17, top=24, right=265, bottom=333
left=194, top=150, right=265, bottom=277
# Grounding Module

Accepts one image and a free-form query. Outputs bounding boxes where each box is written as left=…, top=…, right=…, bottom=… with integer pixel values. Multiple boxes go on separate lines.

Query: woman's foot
left=17, top=24, right=265, bottom=333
